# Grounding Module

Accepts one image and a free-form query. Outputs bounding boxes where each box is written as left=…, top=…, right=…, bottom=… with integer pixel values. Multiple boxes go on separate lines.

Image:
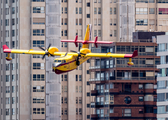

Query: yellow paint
left=82, top=25, right=90, bottom=48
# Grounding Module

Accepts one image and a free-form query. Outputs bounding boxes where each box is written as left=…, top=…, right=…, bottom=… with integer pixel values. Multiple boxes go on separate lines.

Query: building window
left=33, top=86, right=44, bottom=92
left=79, top=97, right=82, bottom=104
left=114, top=8, right=116, bottom=14
left=79, top=108, right=82, bottom=115
left=33, top=108, right=45, bottom=114
left=12, top=30, right=15, bottom=36
left=5, top=19, right=9, bottom=26
left=98, top=19, right=101, bottom=26
left=32, top=0, right=45, bottom=2
left=64, top=86, right=67, bottom=92
left=87, top=14, right=90, bottom=18
left=6, top=86, right=10, bottom=93
left=64, top=108, right=67, bottom=115
left=6, top=75, right=10, bottom=82
left=62, top=7, right=63, bottom=14
left=136, top=19, right=148, bottom=26
left=64, top=97, right=67, bottom=104
left=12, top=7, right=15, bottom=14
left=123, top=109, right=131, bottom=116
left=76, top=8, right=78, bottom=14
left=76, top=97, right=78, bottom=104
left=76, top=0, right=78, bottom=3
left=61, top=30, right=63, bottom=36
left=149, top=0, right=155, bottom=3
left=76, top=75, right=78, bottom=81
left=87, top=2, right=90, bottom=7
left=33, top=74, right=44, bottom=81
left=159, top=8, right=168, bottom=14
left=33, top=40, right=44, bottom=47
left=94, top=8, right=97, bottom=14
left=5, top=8, right=9, bottom=15
left=33, top=29, right=45, bottom=36
left=98, top=0, right=101, bottom=3
left=149, top=8, right=155, bottom=14
left=6, top=109, right=10, bottom=115
left=76, top=108, right=78, bottom=115
left=33, top=7, right=44, bottom=13
left=64, top=30, right=67, bottom=36
left=94, top=0, right=97, bottom=3
left=110, top=8, right=112, bottom=14
left=136, top=8, right=148, bottom=14
left=76, top=19, right=78, bottom=25
left=98, top=8, right=101, bottom=14
left=98, top=30, right=101, bottom=37
left=94, top=30, right=97, bottom=37
left=158, top=0, right=168, bottom=3
left=139, top=96, right=143, bottom=101
left=33, top=98, right=45, bottom=103
left=33, top=63, right=44, bottom=69
left=114, top=30, right=117, bottom=37
left=87, top=92, right=90, bottom=96
left=79, top=19, right=82, bottom=25
left=79, top=7, right=82, bottom=14
left=136, top=0, right=148, bottom=3
left=79, top=75, right=82, bottom=81
left=33, top=55, right=43, bottom=58
left=64, top=18, right=67, bottom=25
left=65, top=7, right=67, bottom=14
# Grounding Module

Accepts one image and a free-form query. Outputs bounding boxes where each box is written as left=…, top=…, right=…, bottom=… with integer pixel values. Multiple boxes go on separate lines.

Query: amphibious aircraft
left=3, top=24, right=138, bottom=74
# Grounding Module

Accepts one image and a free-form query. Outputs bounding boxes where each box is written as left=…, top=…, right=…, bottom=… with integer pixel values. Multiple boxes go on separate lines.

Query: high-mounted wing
left=3, top=45, right=78, bottom=60
left=85, top=50, right=138, bottom=66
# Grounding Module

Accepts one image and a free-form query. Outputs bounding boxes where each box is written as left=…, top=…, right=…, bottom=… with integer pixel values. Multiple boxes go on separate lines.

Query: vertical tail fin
left=82, top=24, right=92, bottom=48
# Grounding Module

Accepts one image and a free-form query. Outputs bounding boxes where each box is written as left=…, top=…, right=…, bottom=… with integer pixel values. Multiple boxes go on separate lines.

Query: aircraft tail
left=82, top=24, right=92, bottom=48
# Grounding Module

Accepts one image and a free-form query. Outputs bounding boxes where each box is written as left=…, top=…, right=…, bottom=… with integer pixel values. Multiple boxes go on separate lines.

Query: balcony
left=89, top=66, right=100, bottom=70
left=109, top=88, right=119, bottom=94
left=109, top=113, right=119, bottom=117
left=91, top=114, right=98, bottom=119
left=91, top=90, right=98, bottom=96
left=116, top=77, right=155, bottom=81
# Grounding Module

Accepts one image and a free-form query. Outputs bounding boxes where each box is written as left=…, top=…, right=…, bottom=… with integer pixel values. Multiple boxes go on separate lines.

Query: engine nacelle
left=48, top=47, right=59, bottom=55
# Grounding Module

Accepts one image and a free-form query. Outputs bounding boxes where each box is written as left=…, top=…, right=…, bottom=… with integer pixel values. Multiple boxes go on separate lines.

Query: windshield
left=54, top=60, right=66, bottom=63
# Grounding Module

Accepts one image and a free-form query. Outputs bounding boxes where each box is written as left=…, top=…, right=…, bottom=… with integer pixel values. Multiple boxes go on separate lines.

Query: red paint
left=124, top=50, right=138, bottom=58
left=3, top=45, right=12, bottom=53
left=124, top=54, right=132, bottom=58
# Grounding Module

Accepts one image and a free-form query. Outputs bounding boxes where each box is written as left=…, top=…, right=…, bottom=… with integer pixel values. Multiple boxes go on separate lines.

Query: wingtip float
left=3, top=24, right=138, bottom=74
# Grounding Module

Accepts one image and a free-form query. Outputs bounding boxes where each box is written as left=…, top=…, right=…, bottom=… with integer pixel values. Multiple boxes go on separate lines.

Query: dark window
left=87, top=82, right=90, bottom=85
left=87, top=59, right=90, bottom=63
left=87, top=92, right=90, bottom=96
left=76, top=75, right=78, bottom=81
left=145, top=107, right=153, bottom=113
left=124, top=84, right=131, bottom=93
left=87, top=70, right=89, bottom=74
left=87, top=2, right=90, bottom=7
left=87, top=14, right=90, bottom=18
left=157, top=93, right=165, bottom=102
left=87, top=115, right=90, bottom=119
left=124, top=96, right=131, bottom=104
left=139, top=96, right=143, bottom=101
left=87, top=104, right=90, bottom=107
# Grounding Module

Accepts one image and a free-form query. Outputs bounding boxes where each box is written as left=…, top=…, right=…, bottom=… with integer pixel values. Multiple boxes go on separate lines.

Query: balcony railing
left=116, top=77, right=154, bottom=80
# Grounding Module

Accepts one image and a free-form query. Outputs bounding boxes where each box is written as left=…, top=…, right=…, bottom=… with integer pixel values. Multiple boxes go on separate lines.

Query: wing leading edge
left=85, top=50, right=138, bottom=58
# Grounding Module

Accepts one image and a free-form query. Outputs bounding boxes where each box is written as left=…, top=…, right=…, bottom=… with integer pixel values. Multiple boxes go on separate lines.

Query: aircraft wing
left=85, top=50, right=138, bottom=58
left=3, top=45, right=79, bottom=56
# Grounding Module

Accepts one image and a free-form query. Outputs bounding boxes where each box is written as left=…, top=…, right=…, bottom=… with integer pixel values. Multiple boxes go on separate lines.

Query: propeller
left=38, top=43, right=54, bottom=60
left=70, top=43, right=86, bottom=66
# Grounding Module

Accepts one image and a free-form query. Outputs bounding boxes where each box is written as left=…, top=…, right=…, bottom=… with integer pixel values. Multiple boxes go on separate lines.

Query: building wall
left=157, top=35, right=168, bottom=120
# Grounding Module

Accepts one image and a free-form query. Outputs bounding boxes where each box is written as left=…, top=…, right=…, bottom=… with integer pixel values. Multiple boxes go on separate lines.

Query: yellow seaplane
left=3, top=24, right=138, bottom=74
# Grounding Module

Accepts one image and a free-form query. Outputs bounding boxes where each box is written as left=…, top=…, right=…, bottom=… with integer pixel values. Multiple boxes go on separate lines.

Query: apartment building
left=61, top=0, right=168, bottom=120
left=88, top=32, right=163, bottom=120
left=0, top=0, right=61, bottom=120
left=157, top=35, right=168, bottom=120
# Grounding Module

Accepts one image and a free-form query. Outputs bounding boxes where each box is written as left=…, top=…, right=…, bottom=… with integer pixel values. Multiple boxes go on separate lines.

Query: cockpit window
left=58, top=60, right=61, bottom=62
left=54, top=60, right=57, bottom=62
left=64, top=60, right=66, bottom=63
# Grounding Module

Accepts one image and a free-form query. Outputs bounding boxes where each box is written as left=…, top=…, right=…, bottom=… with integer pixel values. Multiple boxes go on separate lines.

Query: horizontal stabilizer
left=61, top=35, right=113, bottom=48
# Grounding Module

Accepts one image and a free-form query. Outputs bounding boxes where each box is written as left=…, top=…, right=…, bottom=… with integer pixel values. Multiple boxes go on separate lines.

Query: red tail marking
left=132, top=50, right=138, bottom=58
left=3, top=45, right=9, bottom=50
left=94, top=36, right=98, bottom=48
